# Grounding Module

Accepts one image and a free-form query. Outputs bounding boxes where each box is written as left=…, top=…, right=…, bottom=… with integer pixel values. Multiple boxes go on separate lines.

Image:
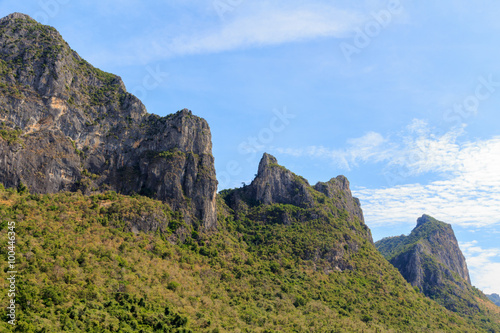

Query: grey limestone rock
left=0, top=13, right=217, bottom=229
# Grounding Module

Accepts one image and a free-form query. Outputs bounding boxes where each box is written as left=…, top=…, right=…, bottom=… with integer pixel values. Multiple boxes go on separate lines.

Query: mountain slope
left=1, top=11, right=500, bottom=333
left=376, top=215, right=500, bottom=328
left=0, top=13, right=217, bottom=229
left=1, top=163, right=494, bottom=332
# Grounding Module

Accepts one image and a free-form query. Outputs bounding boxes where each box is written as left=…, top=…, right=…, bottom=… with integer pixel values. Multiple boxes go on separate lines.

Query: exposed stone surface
left=224, top=153, right=372, bottom=239
left=376, top=215, right=483, bottom=313
left=0, top=13, right=217, bottom=229
left=245, top=153, right=313, bottom=207
left=221, top=153, right=373, bottom=272
left=314, top=175, right=365, bottom=224
left=376, top=215, right=471, bottom=289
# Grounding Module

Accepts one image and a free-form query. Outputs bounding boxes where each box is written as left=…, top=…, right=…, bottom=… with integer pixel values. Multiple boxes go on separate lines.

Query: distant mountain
left=376, top=215, right=499, bottom=320
left=0, top=13, right=217, bottom=229
left=489, top=294, right=500, bottom=306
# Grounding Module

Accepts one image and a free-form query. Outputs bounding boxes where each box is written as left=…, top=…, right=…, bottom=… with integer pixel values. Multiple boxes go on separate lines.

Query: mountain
left=2, top=155, right=496, bottom=332
left=1, top=12, right=500, bottom=332
left=489, top=294, right=500, bottom=307
left=376, top=215, right=500, bottom=321
left=221, top=153, right=372, bottom=273
left=0, top=13, right=217, bottom=229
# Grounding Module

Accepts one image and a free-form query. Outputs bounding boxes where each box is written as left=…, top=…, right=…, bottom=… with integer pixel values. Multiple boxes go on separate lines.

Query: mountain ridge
left=0, top=13, right=217, bottom=229
left=376, top=215, right=498, bottom=322
left=1, top=12, right=500, bottom=332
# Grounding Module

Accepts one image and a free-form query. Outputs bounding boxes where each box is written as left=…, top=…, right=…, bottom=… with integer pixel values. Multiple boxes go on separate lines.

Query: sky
left=1, top=0, right=500, bottom=295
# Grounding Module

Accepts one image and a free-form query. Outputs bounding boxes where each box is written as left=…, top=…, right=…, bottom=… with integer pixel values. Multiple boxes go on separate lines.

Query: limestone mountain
left=2, top=12, right=500, bottom=333
left=0, top=13, right=217, bottom=229
left=221, top=153, right=373, bottom=272
left=376, top=215, right=498, bottom=318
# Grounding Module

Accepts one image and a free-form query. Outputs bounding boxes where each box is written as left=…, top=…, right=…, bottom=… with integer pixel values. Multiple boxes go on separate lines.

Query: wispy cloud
left=460, top=241, right=500, bottom=295
left=275, top=131, right=391, bottom=170
left=354, top=132, right=500, bottom=227
left=91, top=3, right=365, bottom=65
left=277, top=119, right=500, bottom=228
left=166, top=5, right=360, bottom=56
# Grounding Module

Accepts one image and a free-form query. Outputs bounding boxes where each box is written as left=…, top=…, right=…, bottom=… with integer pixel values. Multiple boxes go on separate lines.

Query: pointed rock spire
left=257, top=153, right=278, bottom=176
left=0, top=13, right=34, bottom=22
left=416, top=214, right=435, bottom=227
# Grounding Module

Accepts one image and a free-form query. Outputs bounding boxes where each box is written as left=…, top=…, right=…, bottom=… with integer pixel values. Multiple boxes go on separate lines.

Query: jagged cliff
left=226, top=153, right=367, bottom=227
left=221, top=153, right=372, bottom=272
left=376, top=215, right=494, bottom=315
left=0, top=13, right=217, bottom=229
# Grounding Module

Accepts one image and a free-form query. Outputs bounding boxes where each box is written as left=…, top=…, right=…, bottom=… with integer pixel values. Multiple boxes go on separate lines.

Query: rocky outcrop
left=242, top=153, right=313, bottom=207
left=0, top=13, right=217, bottom=229
left=314, top=175, right=365, bottom=224
left=376, top=215, right=471, bottom=288
left=415, top=215, right=470, bottom=283
left=376, top=215, right=482, bottom=314
left=220, top=153, right=373, bottom=272
left=224, top=153, right=371, bottom=239
left=227, top=153, right=366, bottom=223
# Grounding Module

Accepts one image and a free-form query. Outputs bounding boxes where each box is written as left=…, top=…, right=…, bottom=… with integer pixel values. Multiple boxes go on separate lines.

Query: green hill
left=1, top=171, right=498, bottom=331
left=1, top=12, right=500, bottom=333
left=376, top=215, right=500, bottom=332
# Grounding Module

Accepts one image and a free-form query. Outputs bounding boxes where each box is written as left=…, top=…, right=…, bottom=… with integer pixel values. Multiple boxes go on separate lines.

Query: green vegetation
left=1, top=187, right=497, bottom=332
left=156, top=148, right=185, bottom=160
left=0, top=125, right=23, bottom=146
left=376, top=216, right=447, bottom=261
left=376, top=216, right=500, bottom=332
left=0, top=14, right=499, bottom=333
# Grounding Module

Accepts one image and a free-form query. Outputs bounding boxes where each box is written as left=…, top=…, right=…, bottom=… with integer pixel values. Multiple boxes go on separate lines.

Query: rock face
left=376, top=215, right=484, bottom=313
left=0, top=13, right=217, bottom=229
left=313, top=175, right=365, bottom=224
left=227, top=153, right=367, bottom=227
left=377, top=215, right=470, bottom=288
left=225, top=154, right=373, bottom=272
left=240, top=153, right=314, bottom=207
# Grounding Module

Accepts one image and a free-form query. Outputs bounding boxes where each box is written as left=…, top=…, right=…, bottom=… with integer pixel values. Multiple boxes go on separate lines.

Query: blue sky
left=2, top=0, right=500, bottom=295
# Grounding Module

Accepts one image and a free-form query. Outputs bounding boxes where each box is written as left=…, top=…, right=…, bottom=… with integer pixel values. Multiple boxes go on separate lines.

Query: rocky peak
left=0, top=12, right=32, bottom=22
left=257, top=152, right=278, bottom=175
left=313, top=176, right=365, bottom=225
left=416, top=214, right=434, bottom=227
left=249, top=153, right=312, bottom=207
left=0, top=13, right=217, bottom=230
left=223, top=153, right=370, bottom=239
left=376, top=215, right=475, bottom=313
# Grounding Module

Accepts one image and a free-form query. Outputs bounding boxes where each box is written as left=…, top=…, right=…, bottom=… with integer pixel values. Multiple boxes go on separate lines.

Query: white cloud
left=354, top=134, right=500, bottom=227
left=166, top=5, right=360, bottom=56
left=460, top=241, right=500, bottom=295
left=90, top=3, right=365, bottom=65
left=277, top=119, right=500, bottom=228
left=275, top=131, right=391, bottom=170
